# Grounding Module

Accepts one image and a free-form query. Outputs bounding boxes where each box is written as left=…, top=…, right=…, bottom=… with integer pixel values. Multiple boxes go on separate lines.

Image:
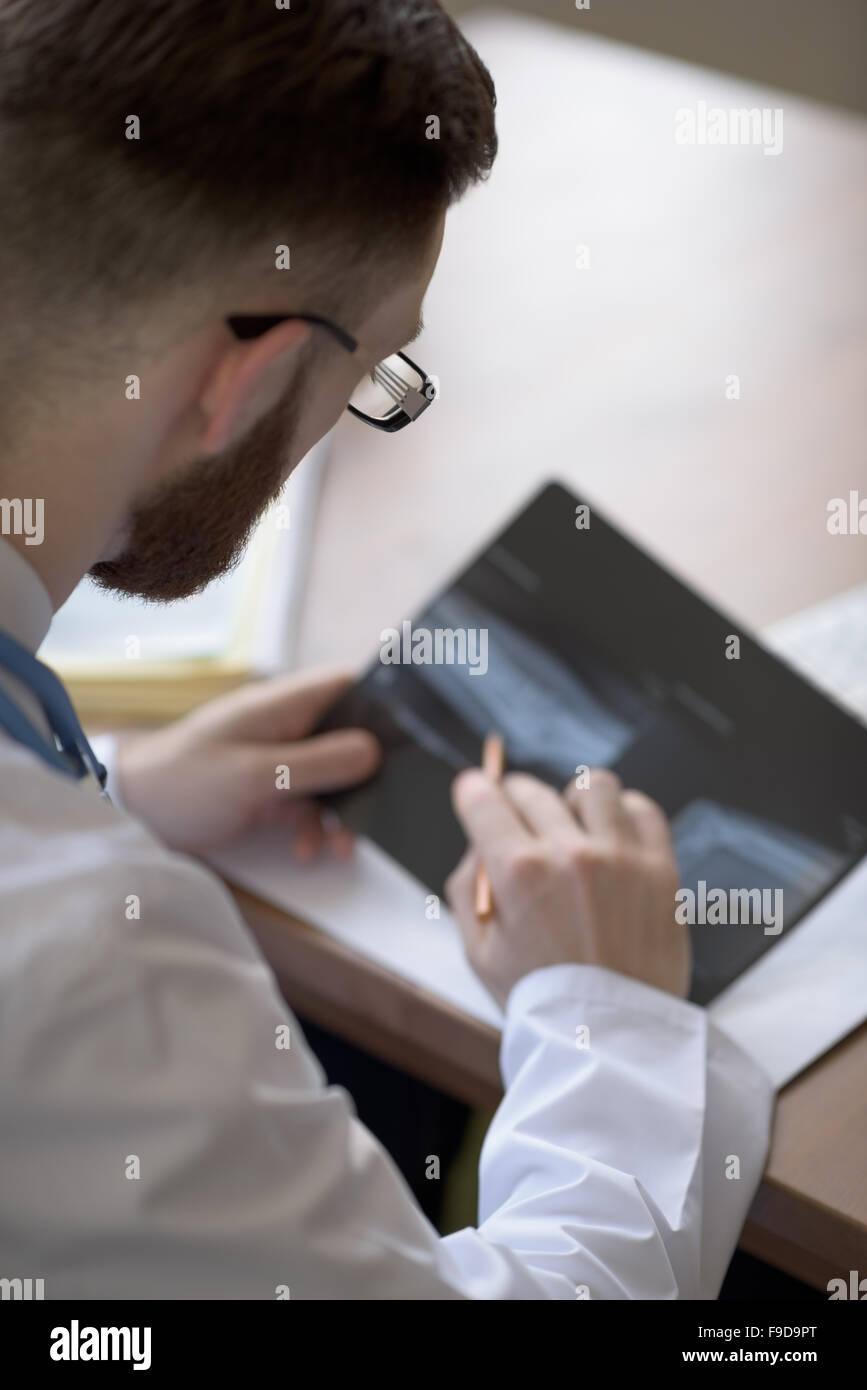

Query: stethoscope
left=0, top=627, right=110, bottom=799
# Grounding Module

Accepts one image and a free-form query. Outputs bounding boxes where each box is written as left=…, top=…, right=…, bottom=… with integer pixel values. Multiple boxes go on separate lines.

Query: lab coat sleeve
left=9, top=830, right=773, bottom=1301
left=442, top=963, right=775, bottom=1299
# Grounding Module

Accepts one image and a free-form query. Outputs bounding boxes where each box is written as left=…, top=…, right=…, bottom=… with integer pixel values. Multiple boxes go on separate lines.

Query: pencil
left=474, top=732, right=505, bottom=922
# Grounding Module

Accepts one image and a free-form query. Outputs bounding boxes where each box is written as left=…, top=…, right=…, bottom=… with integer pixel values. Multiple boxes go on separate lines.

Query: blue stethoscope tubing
left=0, top=627, right=108, bottom=795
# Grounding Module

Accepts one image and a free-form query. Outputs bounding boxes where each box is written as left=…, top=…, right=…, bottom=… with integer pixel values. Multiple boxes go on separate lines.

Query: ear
left=197, top=318, right=312, bottom=455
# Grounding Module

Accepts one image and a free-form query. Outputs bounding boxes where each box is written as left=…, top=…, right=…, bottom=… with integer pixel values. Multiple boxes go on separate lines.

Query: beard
left=89, top=371, right=307, bottom=603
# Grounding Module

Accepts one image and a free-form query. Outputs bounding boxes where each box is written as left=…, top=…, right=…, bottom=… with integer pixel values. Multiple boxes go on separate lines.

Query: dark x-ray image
left=319, top=481, right=867, bottom=1005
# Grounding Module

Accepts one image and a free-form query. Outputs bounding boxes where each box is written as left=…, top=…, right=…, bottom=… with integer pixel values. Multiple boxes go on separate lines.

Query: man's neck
left=0, top=435, right=132, bottom=610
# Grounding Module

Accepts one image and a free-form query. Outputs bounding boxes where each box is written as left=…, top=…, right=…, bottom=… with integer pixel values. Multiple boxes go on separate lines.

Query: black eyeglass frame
left=226, top=313, right=436, bottom=433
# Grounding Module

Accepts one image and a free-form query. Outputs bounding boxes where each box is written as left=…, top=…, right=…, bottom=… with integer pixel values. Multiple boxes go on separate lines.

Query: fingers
left=621, top=788, right=675, bottom=854
left=293, top=812, right=355, bottom=863
left=264, top=796, right=356, bottom=861
left=454, top=760, right=674, bottom=915
left=203, top=666, right=358, bottom=742
left=564, top=767, right=638, bottom=843
left=319, top=805, right=356, bottom=860
left=460, top=763, right=671, bottom=859
left=453, top=766, right=670, bottom=868
left=565, top=770, right=672, bottom=850
left=500, top=772, right=583, bottom=843
left=254, top=727, right=381, bottom=797
left=288, top=802, right=326, bottom=861
left=263, top=666, right=358, bottom=740
left=451, top=769, right=534, bottom=871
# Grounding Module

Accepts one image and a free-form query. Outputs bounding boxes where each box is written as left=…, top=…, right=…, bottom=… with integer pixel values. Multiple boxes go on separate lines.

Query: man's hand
left=114, top=668, right=380, bottom=856
left=446, top=767, right=688, bottom=1010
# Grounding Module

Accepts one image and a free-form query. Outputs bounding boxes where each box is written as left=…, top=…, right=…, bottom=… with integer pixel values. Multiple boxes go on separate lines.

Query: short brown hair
left=0, top=0, right=496, bottom=377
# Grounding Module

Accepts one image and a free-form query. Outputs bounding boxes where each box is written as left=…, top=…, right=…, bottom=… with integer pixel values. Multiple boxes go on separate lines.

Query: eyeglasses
left=226, top=313, right=437, bottom=433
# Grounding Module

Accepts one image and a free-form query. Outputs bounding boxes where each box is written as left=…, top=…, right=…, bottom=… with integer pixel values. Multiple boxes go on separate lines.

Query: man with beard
left=0, top=0, right=772, bottom=1300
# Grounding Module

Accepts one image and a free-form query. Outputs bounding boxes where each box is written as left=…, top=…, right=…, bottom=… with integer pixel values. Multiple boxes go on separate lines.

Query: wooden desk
left=233, top=12, right=867, bottom=1289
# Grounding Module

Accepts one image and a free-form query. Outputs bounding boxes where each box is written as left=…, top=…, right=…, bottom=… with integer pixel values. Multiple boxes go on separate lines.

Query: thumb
left=244, top=727, right=382, bottom=799
left=264, top=666, right=358, bottom=740
left=199, top=667, right=357, bottom=743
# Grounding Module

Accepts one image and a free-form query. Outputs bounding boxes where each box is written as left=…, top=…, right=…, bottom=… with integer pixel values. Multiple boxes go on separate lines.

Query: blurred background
left=446, top=0, right=867, bottom=114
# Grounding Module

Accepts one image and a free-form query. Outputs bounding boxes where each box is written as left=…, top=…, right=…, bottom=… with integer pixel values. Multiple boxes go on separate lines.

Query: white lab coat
left=0, top=538, right=774, bottom=1299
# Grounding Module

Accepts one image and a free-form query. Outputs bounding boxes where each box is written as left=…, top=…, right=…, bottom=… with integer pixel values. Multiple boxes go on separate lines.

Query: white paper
left=709, top=857, right=867, bottom=1087
left=211, top=831, right=504, bottom=1031
left=761, top=580, right=867, bottom=726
